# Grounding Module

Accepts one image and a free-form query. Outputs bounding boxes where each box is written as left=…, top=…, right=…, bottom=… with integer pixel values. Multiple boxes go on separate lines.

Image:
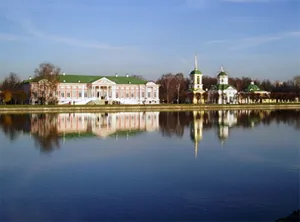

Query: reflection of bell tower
left=190, top=111, right=204, bottom=158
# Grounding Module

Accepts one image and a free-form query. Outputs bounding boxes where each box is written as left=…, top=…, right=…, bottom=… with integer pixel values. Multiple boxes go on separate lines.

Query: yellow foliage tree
left=3, top=90, right=12, bottom=104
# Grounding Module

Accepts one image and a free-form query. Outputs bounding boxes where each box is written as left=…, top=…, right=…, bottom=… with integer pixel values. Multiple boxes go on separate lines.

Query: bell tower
left=189, top=55, right=204, bottom=104
left=217, top=66, right=228, bottom=85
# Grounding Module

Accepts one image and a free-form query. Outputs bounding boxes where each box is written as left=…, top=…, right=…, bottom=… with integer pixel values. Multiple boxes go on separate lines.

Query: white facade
left=29, top=75, right=160, bottom=105
left=208, top=66, right=238, bottom=104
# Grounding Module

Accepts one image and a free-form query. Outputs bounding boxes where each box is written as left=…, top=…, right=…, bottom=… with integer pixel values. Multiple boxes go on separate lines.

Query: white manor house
left=27, top=73, right=160, bottom=105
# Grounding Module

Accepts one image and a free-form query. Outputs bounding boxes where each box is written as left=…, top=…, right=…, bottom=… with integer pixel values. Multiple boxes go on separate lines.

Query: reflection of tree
left=0, top=114, right=31, bottom=141
left=0, top=110, right=299, bottom=153
left=159, top=112, right=192, bottom=137
left=235, top=110, right=300, bottom=130
left=235, top=110, right=261, bottom=128
left=268, top=110, right=300, bottom=130
left=30, top=114, right=60, bottom=152
left=158, top=110, right=300, bottom=139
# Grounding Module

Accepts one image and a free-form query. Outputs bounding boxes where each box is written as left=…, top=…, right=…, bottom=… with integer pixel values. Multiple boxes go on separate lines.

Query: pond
left=0, top=110, right=299, bottom=221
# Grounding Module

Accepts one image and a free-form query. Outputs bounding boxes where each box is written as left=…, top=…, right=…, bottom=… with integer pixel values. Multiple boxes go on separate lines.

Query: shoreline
left=0, top=103, right=299, bottom=114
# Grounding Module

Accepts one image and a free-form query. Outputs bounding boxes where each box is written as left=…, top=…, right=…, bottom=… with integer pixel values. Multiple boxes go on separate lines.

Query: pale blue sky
left=0, top=0, right=299, bottom=81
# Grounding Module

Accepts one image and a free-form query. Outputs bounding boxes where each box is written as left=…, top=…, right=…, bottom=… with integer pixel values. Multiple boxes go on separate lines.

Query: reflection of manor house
left=56, top=112, right=160, bottom=139
left=30, top=114, right=57, bottom=137
left=28, top=74, right=160, bottom=105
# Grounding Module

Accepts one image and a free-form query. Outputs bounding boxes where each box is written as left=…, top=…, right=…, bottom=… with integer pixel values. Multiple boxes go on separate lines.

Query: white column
left=139, top=86, right=142, bottom=103
left=111, top=113, right=117, bottom=131
left=112, top=85, right=116, bottom=99
left=106, top=86, right=109, bottom=100
left=156, top=86, right=159, bottom=100
left=81, top=115, right=84, bottom=129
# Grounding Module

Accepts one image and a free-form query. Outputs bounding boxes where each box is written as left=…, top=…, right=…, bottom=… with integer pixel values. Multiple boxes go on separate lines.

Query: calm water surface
left=0, top=110, right=299, bottom=221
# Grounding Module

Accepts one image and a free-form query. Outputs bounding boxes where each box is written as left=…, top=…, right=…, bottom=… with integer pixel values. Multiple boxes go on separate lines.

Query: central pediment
left=146, top=81, right=156, bottom=86
left=92, top=77, right=116, bottom=85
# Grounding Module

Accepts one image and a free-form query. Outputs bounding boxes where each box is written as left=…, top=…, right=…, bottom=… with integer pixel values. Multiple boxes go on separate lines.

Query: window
left=72, top=90, right=76, bottom=98
left=84, top=92, right=87, bottom=97
left=197, top=76, right=200, bottom=84
left=131, top=92, right=134, bottom=98
left=116, top=92, right=119, bottom=98
left=154, top=91, right=156, bottom=98
left=79, top=92, right=82, bottom=97
left=67, top=92, right=70, bottom=98
left=61, top=92, right=65, bottom=97
left=142, top=92, right=145, bottom=97
left=147, top=92, right=151, bottom=98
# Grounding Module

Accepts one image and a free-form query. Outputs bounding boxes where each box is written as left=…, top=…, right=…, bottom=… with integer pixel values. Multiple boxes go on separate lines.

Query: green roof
left=217, top=71, right=227, bottom=77
left=190, top=69, right=202, bottom=75
left=247, top=83, right=262, bottom=92
left=188, top=88, right=205, bottom=92
left=59, top=74, right=147, bottom=84
left=59, top=132, right=96, bottom=140
left=59, top=75, right=100, bottom=83
left=25, top=74, right=148, bottom=85
left=58, top=130, right=145, bottom=140
left=108, top=130, right=145, bottom=138
left=219, top=122, right=230, bottom=127
left=210, top=84, right=235, bottom=90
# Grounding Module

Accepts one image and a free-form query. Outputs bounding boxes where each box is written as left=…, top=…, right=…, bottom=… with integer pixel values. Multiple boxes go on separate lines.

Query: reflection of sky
left=0, top=121, right=299, bottom=221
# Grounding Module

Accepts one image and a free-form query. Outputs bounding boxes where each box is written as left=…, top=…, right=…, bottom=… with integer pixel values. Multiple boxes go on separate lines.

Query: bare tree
left=32, top=63, right=60, bottom=104
left=0, top=72, right=21, bottom=91
left=131, top=74, right=146, bottom=81
left=157, top=73, right=174, bottom=103
left=202, top=76, right=217, bottom=90
left=175, top=73, right=184, bottom=103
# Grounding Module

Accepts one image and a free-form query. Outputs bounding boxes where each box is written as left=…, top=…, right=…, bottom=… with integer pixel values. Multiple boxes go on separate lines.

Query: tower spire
left=194, top=141, right=198, bottom=158
left=194, top=54, right=198, bottom=70
left=220, top=65, right=224, bottom=72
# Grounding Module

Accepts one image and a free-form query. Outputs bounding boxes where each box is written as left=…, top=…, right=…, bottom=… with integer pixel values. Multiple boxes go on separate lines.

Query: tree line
left=1, top=62, right=300, bottom=104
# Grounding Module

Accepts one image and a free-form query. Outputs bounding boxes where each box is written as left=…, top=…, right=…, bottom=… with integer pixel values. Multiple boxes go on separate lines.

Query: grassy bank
left=0, top=103, right=299, bottom=114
